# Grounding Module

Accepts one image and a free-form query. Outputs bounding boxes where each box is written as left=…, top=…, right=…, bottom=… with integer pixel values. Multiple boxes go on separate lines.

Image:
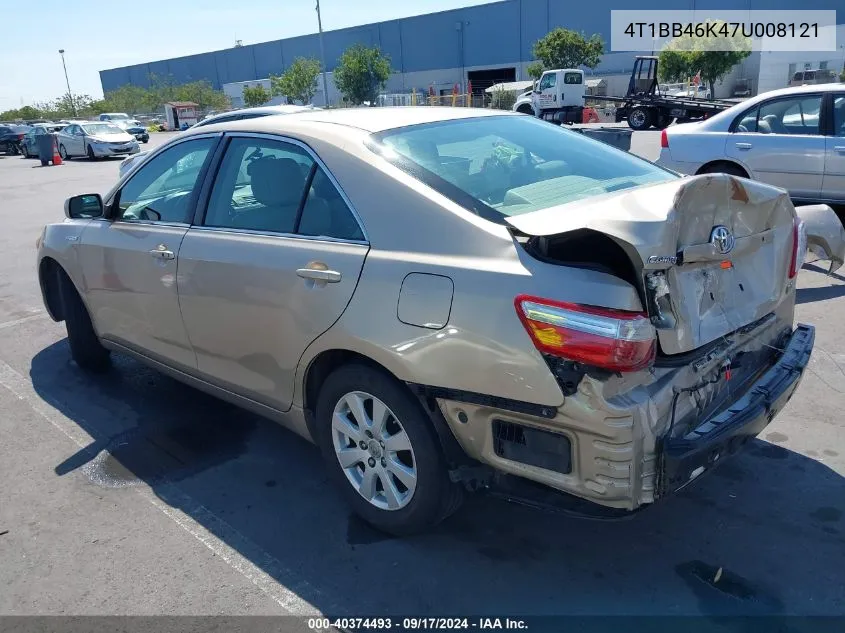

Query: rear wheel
left=8, top=143, right=19, bottom=156
left=21, top=144, right=29, bottom=158
left=698, top=162, right=749, bottom=178
left=655, top=114, right=673, bottom=129
left=57, top=272, right=111, bottom=373
left=627, top=107, right=653, bottom=131
left=316, top=364, right=462, bottom=535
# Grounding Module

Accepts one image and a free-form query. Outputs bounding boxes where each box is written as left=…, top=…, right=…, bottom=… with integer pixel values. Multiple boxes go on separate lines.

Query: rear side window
left=563, top=72, right=582, bottom=85
left=834, top=96, right=845, bottom=137
left=204, top=136, right=364, bottom=240
left=734, top=95, right=822, bottom=135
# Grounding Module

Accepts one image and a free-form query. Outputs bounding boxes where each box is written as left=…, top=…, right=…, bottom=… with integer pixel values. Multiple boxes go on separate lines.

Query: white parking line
left=0, top=311, right=48, bottom=330
left=0, top=358, right=335, bottom=616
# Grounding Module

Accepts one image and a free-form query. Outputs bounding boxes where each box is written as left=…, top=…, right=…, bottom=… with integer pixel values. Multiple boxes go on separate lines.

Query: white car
left=57, top=122, right=140, bottom=160
left=657, top=83, right=845, bottom=205
left=118, top=104, right=318, bottom=178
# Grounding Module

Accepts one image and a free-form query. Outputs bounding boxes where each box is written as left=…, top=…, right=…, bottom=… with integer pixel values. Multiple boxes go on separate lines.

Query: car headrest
left=249, top=157, right=304, bottom=207
left=757, top=119, right=773, bottom=134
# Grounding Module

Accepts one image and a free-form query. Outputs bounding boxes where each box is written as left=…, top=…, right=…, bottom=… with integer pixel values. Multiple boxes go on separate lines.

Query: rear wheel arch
left=302, top=349, right=470, bottom=468
left=696, top=160, right=750, bottom=179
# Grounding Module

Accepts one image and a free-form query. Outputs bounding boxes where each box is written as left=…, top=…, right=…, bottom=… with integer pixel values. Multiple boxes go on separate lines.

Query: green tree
left=658, top=21, right=751, bottom=96
left=333, top=44, right=391, bottom=106
left=270, top=57, right=321, bottom=104
left=242, top=84, right=271, bottom=108
left=528, top=28, right=604, bottom=78
left=17, top=105, right=42, bottom=120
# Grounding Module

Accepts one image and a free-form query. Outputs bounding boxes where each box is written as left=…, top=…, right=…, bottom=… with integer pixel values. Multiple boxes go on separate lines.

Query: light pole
left=315, top=0, right=330, bottom=106
left=58, top=49, right=77, bottom=117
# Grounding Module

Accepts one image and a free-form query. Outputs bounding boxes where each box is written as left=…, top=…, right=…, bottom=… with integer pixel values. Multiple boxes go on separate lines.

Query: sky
left=0, top=0, right=497, bottom=111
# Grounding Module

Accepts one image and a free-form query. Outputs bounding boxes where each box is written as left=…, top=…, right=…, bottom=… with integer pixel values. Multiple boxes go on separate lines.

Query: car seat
left=235, top=156, right=304, bottom=233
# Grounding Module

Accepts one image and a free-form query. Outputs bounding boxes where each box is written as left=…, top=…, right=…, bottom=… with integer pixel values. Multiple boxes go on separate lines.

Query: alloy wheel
left=331, top=391, right=417, bottom=511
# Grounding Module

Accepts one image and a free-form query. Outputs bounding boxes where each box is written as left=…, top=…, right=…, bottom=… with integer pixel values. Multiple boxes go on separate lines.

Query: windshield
left=106, top=113, right=129, bottom=120
left=371, top=116, right=675, bottom=220
left=83, top=123, right=124, bottom=135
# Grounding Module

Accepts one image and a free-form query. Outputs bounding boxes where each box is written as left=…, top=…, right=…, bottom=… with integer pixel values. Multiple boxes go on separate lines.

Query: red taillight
left=788, top=216, right=807, bottom=279
left=515, top=295, right=656, bottom=372
left=660, top=130, right=669, bottom=148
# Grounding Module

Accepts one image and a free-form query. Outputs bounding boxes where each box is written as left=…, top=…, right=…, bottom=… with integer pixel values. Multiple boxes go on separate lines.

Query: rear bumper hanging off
left=659, top=323, right=814, bottom=496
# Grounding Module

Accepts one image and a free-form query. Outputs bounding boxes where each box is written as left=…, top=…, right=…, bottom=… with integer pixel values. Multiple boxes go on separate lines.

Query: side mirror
left=65, top=194, right=104, bottom=219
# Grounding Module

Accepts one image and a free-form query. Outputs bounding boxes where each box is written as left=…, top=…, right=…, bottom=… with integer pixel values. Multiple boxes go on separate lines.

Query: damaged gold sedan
left=36, top=109, right=843, bottom=534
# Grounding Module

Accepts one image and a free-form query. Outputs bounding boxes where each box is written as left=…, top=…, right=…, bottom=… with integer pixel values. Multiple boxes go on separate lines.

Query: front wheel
left=59, top=144, right=71, bottom=160
left=627, top=107, right=653, bottom=131
left=58, top=272, right=111, bottom=372
left=87, top=145, right=97, bottom=160
left=316, top=364, right=462, bottom=535
left=21, top=145, right=29, bottom=158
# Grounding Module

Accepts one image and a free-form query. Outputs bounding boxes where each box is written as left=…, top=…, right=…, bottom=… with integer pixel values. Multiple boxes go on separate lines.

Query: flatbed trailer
left=592, top=56, right=743, bottom=130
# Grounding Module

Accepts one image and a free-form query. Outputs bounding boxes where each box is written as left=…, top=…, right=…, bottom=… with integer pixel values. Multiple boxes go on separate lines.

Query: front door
left=822, top=93, right=845, bottom=201
left=177, top=134, right=369, bottom=410
left=725, top=93, right=826, bottom=201
left=77, top=135, right=219, bottom=369
left=535, top=71, right=558, bottom=113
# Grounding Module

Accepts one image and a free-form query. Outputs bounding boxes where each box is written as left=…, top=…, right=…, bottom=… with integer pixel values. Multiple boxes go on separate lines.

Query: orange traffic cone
left=51, top=137, right=63, bottom=165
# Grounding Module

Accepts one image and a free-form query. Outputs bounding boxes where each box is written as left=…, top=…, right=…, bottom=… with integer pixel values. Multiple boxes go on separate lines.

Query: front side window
left=372, top=115, right=675, bottom=220
left=115, top=138, right=215, bottom=223
left=538, top=73, right=556, bottom=90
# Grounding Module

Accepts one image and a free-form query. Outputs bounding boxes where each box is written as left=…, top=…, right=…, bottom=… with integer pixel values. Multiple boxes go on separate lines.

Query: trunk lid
left=506, top=173, right=797, bottom=355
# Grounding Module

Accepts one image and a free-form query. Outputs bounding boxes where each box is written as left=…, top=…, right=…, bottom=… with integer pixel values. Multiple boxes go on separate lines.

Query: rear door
left=725, top=93, right=826, bottom=200
left=177, top=133, right=369, bottom=411
left=822, top=92, right=845, bottom=201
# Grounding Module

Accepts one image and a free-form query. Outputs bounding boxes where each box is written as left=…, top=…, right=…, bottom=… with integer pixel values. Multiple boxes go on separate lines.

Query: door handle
left=149, top=247, right=175, bottom=260
left=296, top=267, right=341, bottom=283
left=834, top=146, right=845, bottom=153
left=735, top=142, right=752, bottom=150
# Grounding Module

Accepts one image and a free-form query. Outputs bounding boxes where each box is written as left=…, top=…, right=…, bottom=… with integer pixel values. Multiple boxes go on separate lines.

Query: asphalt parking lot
left=0, top=128, right=843, bottom=618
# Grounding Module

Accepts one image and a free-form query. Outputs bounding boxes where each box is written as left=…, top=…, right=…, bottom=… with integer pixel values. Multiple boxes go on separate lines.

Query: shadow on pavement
left=30, top=339, right=845, bottom=616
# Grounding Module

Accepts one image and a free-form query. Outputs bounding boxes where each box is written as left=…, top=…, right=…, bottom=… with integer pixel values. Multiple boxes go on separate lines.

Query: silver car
left=57, top=122, right=140, bottom=160
left=657, top=83, right=845, bottom=205
left=36, top=108, right=839, bottom=534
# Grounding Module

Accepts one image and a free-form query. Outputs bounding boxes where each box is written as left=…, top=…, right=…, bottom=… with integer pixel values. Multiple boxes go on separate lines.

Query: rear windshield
left=370, top=115, right=675, bottom=221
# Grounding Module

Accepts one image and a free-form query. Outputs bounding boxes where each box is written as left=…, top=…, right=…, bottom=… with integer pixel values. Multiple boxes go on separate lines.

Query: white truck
left=513, top=68, right=587, bottom=124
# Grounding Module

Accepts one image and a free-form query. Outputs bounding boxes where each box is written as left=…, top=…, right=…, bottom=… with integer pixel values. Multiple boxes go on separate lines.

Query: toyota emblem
left=710, top=225, right=735, bottom=255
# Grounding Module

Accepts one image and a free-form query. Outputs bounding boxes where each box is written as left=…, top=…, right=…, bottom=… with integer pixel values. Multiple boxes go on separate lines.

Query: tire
left=627, top=106, right=653, bottom=131
left=698, top=162, right=748, bottom=178
left=59, top=144, right=71, bottom=160
left=516, top=104, right=534, bottom=115
left=315, top=364, right=462, bottom=535
left=655, top=114, right=673, bottom=130
left=21, top=144, right=29, bottom=158
left=87, top=145, right=96, bottom=160
left=57, top=272, right=111, bottom=373
left=8, top=143, right=19, bottom=156
left=142, top=138, right=149, bottom=144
